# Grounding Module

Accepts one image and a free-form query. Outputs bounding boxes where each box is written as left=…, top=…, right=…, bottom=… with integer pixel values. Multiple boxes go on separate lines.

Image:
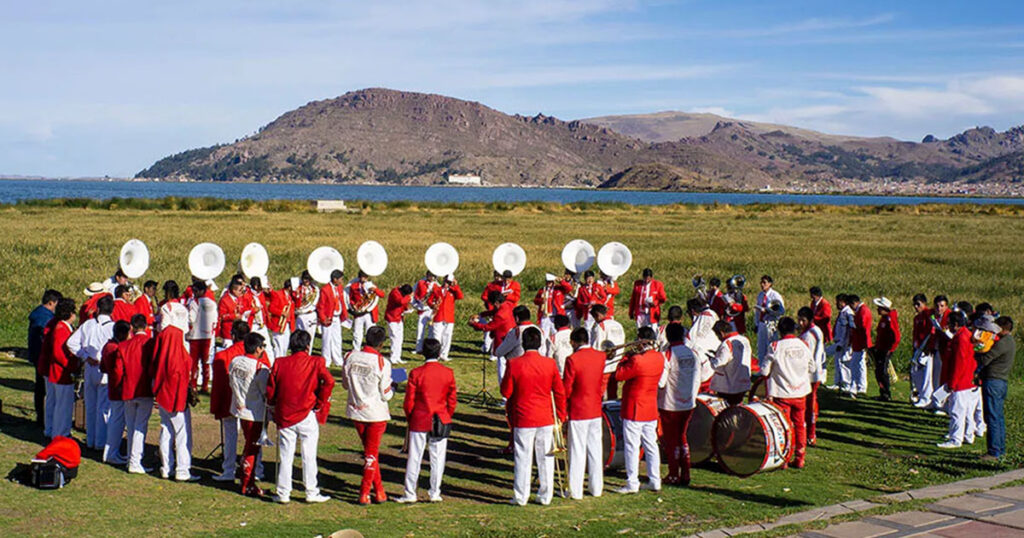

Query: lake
left=2, top=179, right=1023, bottom=206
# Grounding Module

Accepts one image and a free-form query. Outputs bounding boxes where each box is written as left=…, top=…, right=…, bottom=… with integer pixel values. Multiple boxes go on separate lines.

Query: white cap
left=873, top=297, right=893, bottom=310
left=545, top=273, right=557, bottom=282
left=290, top=277, right=300, bottom=289
left=206, top=279, right=219, bottom=292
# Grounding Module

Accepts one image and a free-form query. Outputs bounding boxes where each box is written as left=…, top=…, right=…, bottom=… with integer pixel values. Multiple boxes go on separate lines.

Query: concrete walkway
left=689, top=468, right=1024, bottom=537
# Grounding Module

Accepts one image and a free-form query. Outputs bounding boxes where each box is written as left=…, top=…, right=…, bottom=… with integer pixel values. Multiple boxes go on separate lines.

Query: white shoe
left=160, top=470, right=170, bottom=479
left=428, top=494, right=443, bottom=503
left=127, top=466, right=152, bottom=474
left=391, top=359, right=405, bottom=365
left=825, top=385, right=838, bottom=390
left=937, top=440, right=962, bottom=449
left=933, top=410, right=947, bottom=416
left=394, top=495, right=418, bottom=504
left=305, top=493, right=330, bottom=504
left=641, top=482, right=661, bottom=492
left=212, top=472, right=235, bottom=482
left=272, top=494, right=290, bottom=504
left=614, top=486, right=639, bottom=494
left=176, top=474, right=201, bottom=482
left=914, top=400, right=931, bottom=408
left=965, top=436, right=975, bottom=445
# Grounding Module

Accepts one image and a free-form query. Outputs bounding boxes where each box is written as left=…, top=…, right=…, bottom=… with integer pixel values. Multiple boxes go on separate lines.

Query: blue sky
left=2, top=0, right=1023, bottom=177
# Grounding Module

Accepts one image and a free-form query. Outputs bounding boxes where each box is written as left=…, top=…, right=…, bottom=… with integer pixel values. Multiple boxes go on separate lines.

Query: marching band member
left=659, top=323, right=700, bottom=486
left=706, top=278, right=727, bottom=319
left=341, top=326, right=393, bottom=505
left=246, top=277, right=274, bottom=361
left=930, top=295, right=952, bottom=411
left=500, top=269, right=522, bottom=304
left=41, top=298, right=78, bottom=439
left=829, top=294, right=854, bottom=392
left=469, top=292, right=515, bottom=366
left=211, top=321, right=250, bottom=482
left=112, top=285, right=137, bottom=323
left=267, top=278, right=298, bottom=360
left=67, top=294, right=115, bottom=450
left=293, top=271, right=319, bottom=353
left=79, top=281, right=110, bottom=322
left=348, top=271, right=386, bottom=351
left=413, top=272, right=439, bottom=354
left=100, top=320, right=131, bottom=465
left=754, top=275, right=785, bottom=367
left=686, top=298, right=720, bottom=363
left=910, top=294, right=936, bottom=407
left=480, top=271, right=503, bottom=352
left=562, top=327, right=605, bottom=499
left=135, top=280, right=159, bottom=330
left=384, top=284, right=414, bottom=365
left=614, top=327, right=667, bottom=494
left=103, top=268, right=131, bottom=295
left=575, top=271, right=606, bottom=332
left=534, top=273, right=566, bottom=337
left=428, top=275, right=463, bottom=362
left=549, top=315, right=573, bottom=374
left=871, top=297, right=901, bottom=402
left=396, top=338, right=457, bottom=504
left=937, top=312, right=981, bottom=448
left=590, top=304, right=626, bottom=399
left=316, top=270, right=347, bottom=368
left=150, top=301, right=198, bottom=481
left=599, top=272, right=620, bottom=319
left=657, top=306, right=685, bottom=352
left=723, top=278, right=749, bottom=335
left=492, top=306, right=538, bottom=382
left=797, top=308, right=826, bottom=446
left=267, top=331, right=334, bottom=504
left=119, top=315, right=154, bottom=474
left=628, top=268, right=667, bottom=330
left=558, top=270, right=580, bottom=327
left=752, top=317, right=815, bottom=469
left=500, top=327, right=567, bottom=506
left=847, top=295, right=872, bottom=396
left=810, top=287, right=833, bottom=342
left=229, top=333, right=270, bottom=497
left=710, top=320, right=752, bottom=407
left=186, top=280, right=217, bottom=393
left=28, top=289, right=61, bottom=428
left=218, top=280, right=250, bottom=349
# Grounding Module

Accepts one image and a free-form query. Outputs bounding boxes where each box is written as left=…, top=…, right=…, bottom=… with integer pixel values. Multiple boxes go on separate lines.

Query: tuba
left=119, top=239, right=149, bottom=280
left=239, top=243, right=269, bottom=280
left=424, top=242, right=459, bottom=279
left=492, top=242, right=526, bottom=276
left=357, top=241, right=388, bottom=277
left=307, top=246, right=344, bottom=284
left=188, top=243, right=225, bottom=282
left=561, top=239, right=595, bottom=274
left=596, top=242, right=632, bottom=279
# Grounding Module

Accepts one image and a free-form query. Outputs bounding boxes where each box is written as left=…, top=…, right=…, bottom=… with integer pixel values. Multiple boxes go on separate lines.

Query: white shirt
left=755, top=288, right=785, bottom=327
left=342, top=348, right=393, bottom=422
left=495, top=323, right=538, bottom=361
left=686, top=309, right=720, bottom=361
left=833, top=305, right=854, bottom=348
left=186, top=296, right=218, bottom=340
left=658, top=343, right=700, bottom=411
left=590, top=319, right=626, bottom=373
left=801, top=325, right=827, bottom=383
left=761, top=336, right=815, bottom=399
left=709, top=334, right=753, bottom=394
left=229, top=354, right=269, bottom=422
left=67, top=315, right=114, bottom=381
left=549, top=328, right=573, bottom=374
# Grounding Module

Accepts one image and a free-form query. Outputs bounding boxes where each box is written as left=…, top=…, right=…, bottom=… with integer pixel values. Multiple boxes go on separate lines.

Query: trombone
left=602, top=338, right=655, bottom=359
left=549, top=392, right=568, bottom=498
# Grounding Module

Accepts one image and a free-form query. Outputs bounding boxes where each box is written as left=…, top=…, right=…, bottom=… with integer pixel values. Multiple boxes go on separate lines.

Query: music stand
left=470, top=352, right=501, bottom=408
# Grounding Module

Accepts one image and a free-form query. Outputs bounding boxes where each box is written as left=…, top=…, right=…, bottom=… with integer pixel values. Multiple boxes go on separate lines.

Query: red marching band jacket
left=942, top=326, right=977, bottom=392
left=628, top=279, right=667, bottom=323
left=267, top=288, right=296, bottom=333
left=602, top=280, right=620, bottom=317
left=562, top=346, right=606, bottom=421
left=149, top=326, right=192, bottom=413
left=100, top=340, right=122, bottom=401
left=210, top=341, right=245, bottom=420
left=348, top=282, right=386, bottom=322
left=134, top=295, right=156, bottom=328
left=404, top=360, right=458, bottom=432
left=217, top=292, right=250, bottom=340
left=874, top=309, right=901, bottom=353
left=913, top=307, right=935, bottom=352
left=850, top=303, right=873, bottom=352
left=384, top=287, right=411, bottom=323
left=41, top=320, right=78, bottom=385
left=429, top=284, right=463, bottom=323
left=500, top=350, right=567, bottom=428
left=470, top=301, right=516, bottom=349
left=811, top=297, right=833, bottom=341
left=316, top=283, right=346, bottom=326
left=267, top=351, right=335, bottom=427
left=575, top=283, right=607, bottom=320
left=533, top=286, right=566, bottom=321
left=118, top=333, right=154, bottom=400
left=615, top=349, right=665, bottom=422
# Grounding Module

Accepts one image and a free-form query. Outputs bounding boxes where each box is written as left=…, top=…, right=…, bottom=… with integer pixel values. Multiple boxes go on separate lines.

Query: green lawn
left=0, top=202, right=1020, bottom=537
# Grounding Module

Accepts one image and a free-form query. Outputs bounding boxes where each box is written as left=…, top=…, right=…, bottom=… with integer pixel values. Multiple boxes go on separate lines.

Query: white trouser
left=221, top=417, right=239, bottom=477
left=123, top=397, right=153, bottom=472
left=415, top=310, right=433, bottom=353
left=568, top=418, right=603, bottom=499
left=276, top=411, right=321, bottom=499
left=497, top=355, right=508, bottom=385
left=972, top=390, right=986, bottom=435
left=568, top=310, right=580, bottom=328
left=49, top=382, right=75, bottom=438
left=910, top=351, right=935, bottom=403
left=583, top=315, right=595, bottom=334
left=623, top=418, right=660, bottom=491
left=321, top=317, right=343, bottom=367
left=387, top=321, right=404, bottom=364
left=756, top=324, right=772, bottom=370
left=539, top=316, right=555, bottom=339
left=855, top=350, right=868, bottom=393
left=352, top=315, right=374, bottom=350
left=430, top=322, right=454, bottom=360
left=636, top=313, right=656, bottom=330
left=104, top=399, right=126, bottom=463
left=44, top=381, right=55, bottom=438
left=931, top=356, right=945, bottom=407
left=833, top=347, right=852, bottom=389
left=271, top=330, right=291, bottom=360
left=842, top=350, right=866, bottom=393
left=84, top=363, right=110, bottom=449
left=403, top=431, right=448, bottom=499
left=947, top=388, right=982, bottom=444
left=483, top=331, right=493, bottom=354
left=159, top=407, right=192, bottom=479
left=512, top=426, right=554, bottom=506
left=253, top=326, right=275, bottom=363
left=296, top=313, right=317, bottom=352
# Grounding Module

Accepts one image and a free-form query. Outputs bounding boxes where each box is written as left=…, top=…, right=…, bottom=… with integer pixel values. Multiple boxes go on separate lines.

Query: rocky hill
left=138, top=88, right=1024, bottom=194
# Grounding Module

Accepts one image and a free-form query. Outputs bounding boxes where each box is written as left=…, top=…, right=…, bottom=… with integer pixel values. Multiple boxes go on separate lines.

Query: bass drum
left=687, top=394, right=729, bottom=464
left=712, top=400, right=793, bottom=477
left=601, top=400, right=644, bottom=470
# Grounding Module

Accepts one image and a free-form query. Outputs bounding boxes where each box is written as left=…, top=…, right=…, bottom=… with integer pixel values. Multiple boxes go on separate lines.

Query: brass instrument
left=296, top=284, right=317, bottom=314
left=350, top=284, right=379, bottom=314
left=540, top=286, right=553, bottom=317
left=275, top=301, right=292, bottom=334
left=602, top=338, right=655, bottom=359
left=548, top=392, right=568, bottom=498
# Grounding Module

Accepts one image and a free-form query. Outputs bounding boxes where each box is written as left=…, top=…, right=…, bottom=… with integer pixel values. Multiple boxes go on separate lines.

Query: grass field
left=0, top=201, right=1022, bottom=537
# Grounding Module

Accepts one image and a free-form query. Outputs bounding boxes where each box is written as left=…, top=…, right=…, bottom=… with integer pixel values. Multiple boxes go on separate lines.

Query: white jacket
left=496, top=323, right=539, bottom=361
left=686, top=309, right=720, bottom=359
left=549, top=328, right=573, bottom=375
left=342, top=348, right=393, bottom=422
left=229, top=354, right=269, bottom=422
left=709, top=334, right=752, bottom=394
left=658, top=343, right=700, bottom=411
left=800, top=325, right=827, bottom=384
left=755, top=288, right=785, bottom=328
left=186, top=296, right=218, bottom=340
left=833, top=306, right=854, bottom=348
left=761, top=336, right=815, bottom=399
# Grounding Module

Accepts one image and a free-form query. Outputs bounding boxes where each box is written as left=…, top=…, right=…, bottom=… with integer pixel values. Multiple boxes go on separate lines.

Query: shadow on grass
left=695, top=483, right=813, bottom=508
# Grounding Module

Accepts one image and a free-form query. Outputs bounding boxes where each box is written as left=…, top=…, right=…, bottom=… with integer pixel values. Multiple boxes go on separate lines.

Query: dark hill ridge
left=138, top=88, right=1024, bottom=193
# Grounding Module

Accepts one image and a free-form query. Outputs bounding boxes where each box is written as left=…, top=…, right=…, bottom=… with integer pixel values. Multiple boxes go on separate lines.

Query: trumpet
left=602, top=338, right=655, bottom=358
left=274, top=301, right=292, bottom=334
left=540, top=286, right=553, bottom=317
left=548, top=392, right=568, bottom=498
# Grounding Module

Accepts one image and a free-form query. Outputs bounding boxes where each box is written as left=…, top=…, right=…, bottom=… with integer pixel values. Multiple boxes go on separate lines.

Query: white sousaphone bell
left=188, top=242, right=226, bottom=281
left=597, top=242, right=632, bottom=279
left=357, top=240, right=388, bottom=277
left=239, top=242, right=270, bottom=280
left=307, top=246, right=344, bottom=284
left=425, top=242, right=459, bottom=279
left=492, top=242, right=526, bottom=276
left=561, top=239, right=595, bottom=274
left=119, top=239, right=150, bottom=279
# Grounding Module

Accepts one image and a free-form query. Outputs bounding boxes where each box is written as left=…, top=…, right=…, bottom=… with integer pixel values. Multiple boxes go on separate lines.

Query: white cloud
left=470, top=64, right=736, bottom=89
left=690, top=106, right=735, bottom=117
left=856, top=86, right=995, bottom=118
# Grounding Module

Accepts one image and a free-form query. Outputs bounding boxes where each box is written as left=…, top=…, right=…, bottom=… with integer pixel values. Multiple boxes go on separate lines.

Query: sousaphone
left=424, top=242, right=459, bottom=279
left=596, top=242, right=632, bottom=279
left=188, top=242, right=226, bottom=282
left=239, top=242, right=269, bottom=280
left=357, top=240, right=388, bottom=277
left=492, top=242, right=526, bottom=276
left=307, top=246, right=344, bottom=284
left=561, top=239, right=595, bottom=274
left=119, top=239, right=150, bottom=279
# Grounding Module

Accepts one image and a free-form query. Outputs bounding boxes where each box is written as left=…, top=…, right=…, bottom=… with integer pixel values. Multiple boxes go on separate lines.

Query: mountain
left=138, top=88, right=1024, bottom=194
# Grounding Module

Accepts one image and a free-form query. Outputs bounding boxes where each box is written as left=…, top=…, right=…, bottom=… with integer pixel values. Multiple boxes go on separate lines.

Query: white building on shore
left=446, top=173, right=482, bottom=185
